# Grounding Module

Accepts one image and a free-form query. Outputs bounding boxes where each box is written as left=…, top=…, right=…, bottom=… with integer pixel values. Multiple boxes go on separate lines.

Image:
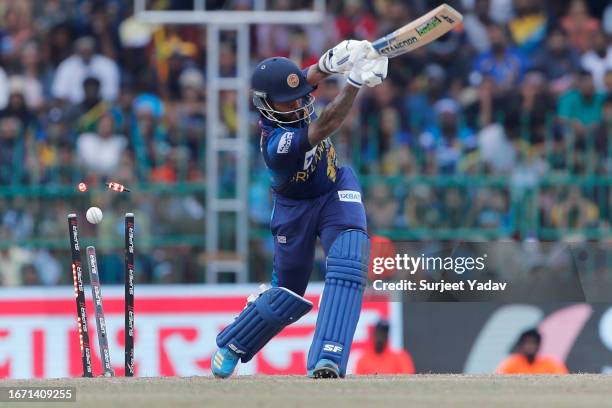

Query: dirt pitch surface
left=2, top=375, right=612, bottom=408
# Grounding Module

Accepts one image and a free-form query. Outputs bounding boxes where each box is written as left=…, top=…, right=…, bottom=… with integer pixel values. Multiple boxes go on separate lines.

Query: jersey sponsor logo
left=323, top=343, right=343, bottom=354
left=277, top=235, right=287, bottom=244
left=338, top=190, right=362, bottom=203
left=277, top=132, right=294, bottom=154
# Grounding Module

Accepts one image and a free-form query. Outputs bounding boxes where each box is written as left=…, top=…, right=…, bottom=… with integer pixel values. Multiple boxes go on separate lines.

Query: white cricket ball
left=86, top=207, right=103, bottom=224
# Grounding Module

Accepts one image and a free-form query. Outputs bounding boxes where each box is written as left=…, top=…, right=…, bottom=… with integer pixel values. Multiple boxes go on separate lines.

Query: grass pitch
left=2, top=375, right=611, bottom=408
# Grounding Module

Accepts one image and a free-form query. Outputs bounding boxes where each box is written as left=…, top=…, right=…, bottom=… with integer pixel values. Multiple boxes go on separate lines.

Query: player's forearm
left=306, top=64, right=331, bottom=86
left=308, top=83, right=359, bottom=145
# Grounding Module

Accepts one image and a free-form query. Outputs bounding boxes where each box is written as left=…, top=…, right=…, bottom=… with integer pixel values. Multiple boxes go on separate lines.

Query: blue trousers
left=270, top=167, right=367, bottom=295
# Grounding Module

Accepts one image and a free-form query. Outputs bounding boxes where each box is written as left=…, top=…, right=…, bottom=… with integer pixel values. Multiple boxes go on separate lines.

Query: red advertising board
left=0, top=285, right=401, bottom=378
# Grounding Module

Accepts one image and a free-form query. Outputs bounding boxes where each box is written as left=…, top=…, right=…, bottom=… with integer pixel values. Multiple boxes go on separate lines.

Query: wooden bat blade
left=371, top=4, right=463, bottom=58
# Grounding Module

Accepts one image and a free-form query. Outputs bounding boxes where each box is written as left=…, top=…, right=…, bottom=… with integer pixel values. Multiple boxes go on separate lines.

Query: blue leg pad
left=307, top=230, right=370, bottom=377
left=216, top=286, right=313, bottom=363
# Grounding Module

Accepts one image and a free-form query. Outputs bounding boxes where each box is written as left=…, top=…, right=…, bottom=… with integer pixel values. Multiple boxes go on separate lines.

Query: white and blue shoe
left=211, top=347, right=240, bottom=378
left=308, top=359, right=339, bottom=379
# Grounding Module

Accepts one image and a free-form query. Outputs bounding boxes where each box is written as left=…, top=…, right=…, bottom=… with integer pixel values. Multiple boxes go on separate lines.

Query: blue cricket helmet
left=252, top=57, right=316, bottom=126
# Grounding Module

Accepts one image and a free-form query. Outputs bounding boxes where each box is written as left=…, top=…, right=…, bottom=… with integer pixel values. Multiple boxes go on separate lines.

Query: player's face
left=272, top=99, right=303, bottom=122
left=519, top=338, right=539, bottom=358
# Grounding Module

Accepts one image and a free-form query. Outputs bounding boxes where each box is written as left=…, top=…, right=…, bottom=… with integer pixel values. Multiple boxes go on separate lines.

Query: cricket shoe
left=211, top=347, right=239, bottom=378
left=308, top=359, right=339, bottom=379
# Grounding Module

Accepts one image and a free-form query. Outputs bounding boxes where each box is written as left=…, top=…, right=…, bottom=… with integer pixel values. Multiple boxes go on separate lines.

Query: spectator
left=365, top=184, right=399, bottom=230
left=605, top=3, right=612, bottom=34
left=496, top=328, right=568, bottom=374
left=0, top=116, right=25, bottom=185
left=21, top=264, right=41, bottom=286
left=605, top=69, right=612, bottom=93
left=463, top=0, right=493, bottom=54
left=373, top=1, right=413, bottom=41
left=130, top=96, right=169, bottom=180
left=468, top=189, right=511, bottom=231
left=472, top=22, right=528, bottom=89
left=44, top=22, right=75, bottom=69
left=173, top=68, right=205, bottom=165
left=0, top=5, right=34, bottom=63
left=334, top=0, right=378, bottom=41
left=85, top=2, right=121, bottom=61
left=516, top=71, right=556, bottom=144
left=419, top=98, right=476, bottom=174
left=0, top=246, right=31, bottom=287
left=557, top=70, right=606, bottom=134
left=404, top=185, right=442, bottom=228
left=477, top=112, right=518, bottom=174
left=52, top=36, right=120, bottom=103
left=441, top=187, right=471, bottom=229
left=31, top=249, right=62, bottom=286
left=507, top=0, right=548, bottom=57
left=593, top=95, right=611, bottom=174
left=151, top=25, right=199, bottom=91
left=287, top=28, right=319, bottom=68
left=532, top=27, right=580, bottom=93
left=0, top=65, right=8, bottom=109
left=66, top=76, right=107, bottom=133
left=76, top=112, right=127, bottom=179
left=355, top=320, right=415, bottom=375
left=18, top=41, right=44, bottom=110
left=581, top=30, right=612, bottom=92
left=0, top=77, right=37, bottom=129
left=35, top=106, right=74, bottom=183
left=488, top=0, right=513, bottom=25
left=551, top=187, right=600, bottom=230
left=359, top=80, right=405, bottom=171
left=561, top=0, right=600, bottom=54
left=404, top=64, right=448, bottom=134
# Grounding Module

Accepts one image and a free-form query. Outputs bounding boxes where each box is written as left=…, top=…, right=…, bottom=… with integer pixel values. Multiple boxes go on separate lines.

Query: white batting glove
left=345, top=41, right=375, bottom=87
left=361, top=57, right=388, bottom=87
left=346, top=56, right=388, bottom=88
left=318, top=39, right=370, bottom=75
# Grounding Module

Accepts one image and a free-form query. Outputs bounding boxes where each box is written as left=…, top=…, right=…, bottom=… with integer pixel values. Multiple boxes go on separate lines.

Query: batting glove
left=347, top=56, right=388, bottom=88
left=318, top=39, right=370, bottom=75
left=361, top=57, right=388, bottom=87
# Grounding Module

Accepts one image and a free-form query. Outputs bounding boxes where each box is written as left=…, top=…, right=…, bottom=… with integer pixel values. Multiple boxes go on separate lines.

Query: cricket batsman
left=212, top=40, right=388, bottom=378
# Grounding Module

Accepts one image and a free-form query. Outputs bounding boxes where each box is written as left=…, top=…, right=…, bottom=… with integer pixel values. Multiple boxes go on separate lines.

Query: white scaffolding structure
left=134, top=1, right=325, bottom=283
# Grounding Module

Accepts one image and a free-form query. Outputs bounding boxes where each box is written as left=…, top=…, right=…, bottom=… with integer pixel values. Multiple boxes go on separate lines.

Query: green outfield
left=2, top=375, right=612, bottom=408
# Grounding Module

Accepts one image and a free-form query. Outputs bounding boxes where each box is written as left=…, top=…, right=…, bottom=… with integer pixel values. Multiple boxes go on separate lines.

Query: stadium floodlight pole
left=67, top=214, right=93, bottom=377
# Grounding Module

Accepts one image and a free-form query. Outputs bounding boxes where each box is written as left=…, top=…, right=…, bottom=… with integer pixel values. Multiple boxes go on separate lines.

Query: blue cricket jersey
left=259, top=117, right=340, bottom=199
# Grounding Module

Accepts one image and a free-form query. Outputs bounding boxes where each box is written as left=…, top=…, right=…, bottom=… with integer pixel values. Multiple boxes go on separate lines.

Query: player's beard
left=276, top=108, right=304, bottom=124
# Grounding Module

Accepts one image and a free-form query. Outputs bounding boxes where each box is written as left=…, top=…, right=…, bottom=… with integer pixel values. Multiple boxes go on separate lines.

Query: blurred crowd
left=0, top=0, right=610, bottom=286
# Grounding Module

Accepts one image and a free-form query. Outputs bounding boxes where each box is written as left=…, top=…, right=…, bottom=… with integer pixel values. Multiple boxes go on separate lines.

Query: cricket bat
left=370, top=4, right=463, bottom=58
